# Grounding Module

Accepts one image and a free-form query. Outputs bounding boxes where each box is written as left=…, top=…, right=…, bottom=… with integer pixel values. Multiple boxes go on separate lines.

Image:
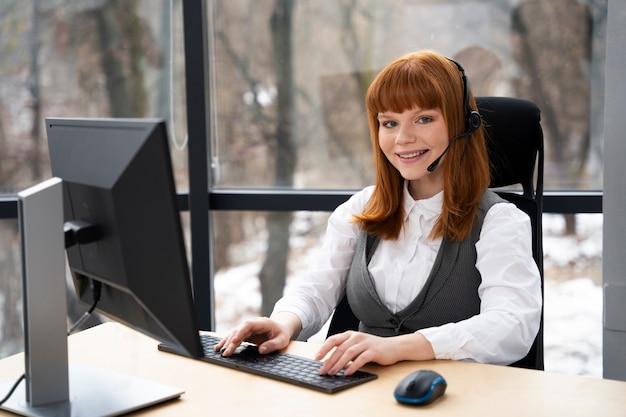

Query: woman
left=216, top=50, right=542, bottom=376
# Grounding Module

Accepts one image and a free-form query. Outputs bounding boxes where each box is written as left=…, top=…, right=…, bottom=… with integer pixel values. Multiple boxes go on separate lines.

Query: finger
left=214, top=333, right=237, bottom=351
left=318, top=337, right=357, bottom=375
left=218, top=326, right=257, bottom=356
left=321, top=352, right=351, bottom=375
left=316, top=332, right=357, bottom=374
left=324, top=343, right=365, bottom=375
left=257, top=336, right=285, bottom=354
left=214, top=338, right=225, bottom=351
left=343, top=350, right=372, bottom=376
left=315, top=333, right=348, bottom=361
left=217, top=336, right=241, bottom=356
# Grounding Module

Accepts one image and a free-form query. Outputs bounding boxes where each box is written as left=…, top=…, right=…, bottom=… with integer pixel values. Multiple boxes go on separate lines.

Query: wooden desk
left=0, top=323, right=624, bottom=416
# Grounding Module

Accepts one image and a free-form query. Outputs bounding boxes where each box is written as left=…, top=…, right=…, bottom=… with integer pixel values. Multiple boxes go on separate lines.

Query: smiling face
left=377, top=106, right=449, bottom=200
left=361, top=51, right=491, bottom=241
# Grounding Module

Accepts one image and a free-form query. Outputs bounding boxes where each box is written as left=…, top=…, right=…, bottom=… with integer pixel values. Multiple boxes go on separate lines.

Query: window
left=0, top=0, right=609, bottom=377
left=208, top=0, right=605, bottom=192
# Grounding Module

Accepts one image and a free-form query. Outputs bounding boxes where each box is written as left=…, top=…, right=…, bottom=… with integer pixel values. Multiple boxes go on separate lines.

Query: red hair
left=355, top=51, right=490, bottom=242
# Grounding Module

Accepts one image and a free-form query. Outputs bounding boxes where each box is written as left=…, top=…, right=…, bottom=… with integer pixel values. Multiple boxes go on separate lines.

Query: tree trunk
left=258, top=0, right=296, bottom=316
left=92, top=0, right=147, bottom=117
left=65, top=0, right=151, bottom=329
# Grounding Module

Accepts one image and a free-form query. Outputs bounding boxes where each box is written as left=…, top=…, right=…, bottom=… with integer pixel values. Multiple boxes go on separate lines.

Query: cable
left=0, top=374, right=24, bottom=406
left=0, top=282, right=102, bottom=407
left=67, top=280, right=102, bottom=336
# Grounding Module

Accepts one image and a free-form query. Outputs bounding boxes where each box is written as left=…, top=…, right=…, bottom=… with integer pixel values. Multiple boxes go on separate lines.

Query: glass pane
left=0, top=218, right=23, bottom=360
left=208, top=0, right=606, bottom=191
left=0, top=0, right=188, bottom=194
left=213, top=209, right=331, bottom=339
left=0, top=1, right=188, bottom=355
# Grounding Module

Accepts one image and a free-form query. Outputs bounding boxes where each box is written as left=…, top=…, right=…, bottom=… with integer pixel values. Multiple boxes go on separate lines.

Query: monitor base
left=0, top=364, right=183, bottom=417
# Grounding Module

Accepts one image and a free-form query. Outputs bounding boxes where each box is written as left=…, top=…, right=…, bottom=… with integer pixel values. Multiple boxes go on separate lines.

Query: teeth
left=399, top=150, right=426, bottom=159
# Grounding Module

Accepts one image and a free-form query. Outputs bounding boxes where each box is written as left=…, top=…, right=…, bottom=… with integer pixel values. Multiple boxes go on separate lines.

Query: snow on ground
left=544, top=278, right=602, bottom=377
left=542, top=213, right=603, bottom=377
left=215, top=213, right=605, bottom=378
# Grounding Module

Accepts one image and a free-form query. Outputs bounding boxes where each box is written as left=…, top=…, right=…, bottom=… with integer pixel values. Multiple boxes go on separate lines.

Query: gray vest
left=345, top=190, right=504, bottom=336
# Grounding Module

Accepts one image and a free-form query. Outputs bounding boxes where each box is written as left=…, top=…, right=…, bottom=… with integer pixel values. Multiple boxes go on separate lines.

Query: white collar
left=402, top=181, right=443, bottom=221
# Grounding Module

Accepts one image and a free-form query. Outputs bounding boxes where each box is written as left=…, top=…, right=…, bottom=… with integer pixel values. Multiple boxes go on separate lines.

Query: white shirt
left=273, top=184, right=542, bottom=365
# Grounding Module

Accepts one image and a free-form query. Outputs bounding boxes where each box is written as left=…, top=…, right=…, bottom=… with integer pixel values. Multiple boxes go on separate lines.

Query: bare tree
left=63, top=0, right=161, bottom=329
left=28, top=0, right=43, bottom=179
left=511, top=0, right=593, bottom=234
left=258, top=0, right=296, bottom=316
left=209, top=1, right=297, bottom=315
left=86, top=0, right=161, bottom=118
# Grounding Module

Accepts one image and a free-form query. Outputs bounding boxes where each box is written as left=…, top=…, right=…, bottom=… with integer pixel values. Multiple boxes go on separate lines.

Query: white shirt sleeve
left=271, top=187, right=372, bottom=340
left=418, top=202, right=542, bottom=365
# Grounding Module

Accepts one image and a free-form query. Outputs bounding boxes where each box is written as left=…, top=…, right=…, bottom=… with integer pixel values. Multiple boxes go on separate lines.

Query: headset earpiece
left=468, top=110, right=481, bottom=133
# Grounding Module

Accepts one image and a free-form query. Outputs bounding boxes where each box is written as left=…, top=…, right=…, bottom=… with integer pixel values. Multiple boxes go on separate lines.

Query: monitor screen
left=46, top=117, right=203, bottom=358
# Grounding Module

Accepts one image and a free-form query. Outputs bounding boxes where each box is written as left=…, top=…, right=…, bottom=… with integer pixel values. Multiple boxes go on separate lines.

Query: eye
left=380, top=120, right=398, bottom=129
left=416, top=116, right=433, bottom=124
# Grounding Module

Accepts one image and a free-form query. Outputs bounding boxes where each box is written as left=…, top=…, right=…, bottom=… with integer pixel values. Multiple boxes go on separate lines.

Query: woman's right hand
left=214, top=312, right=301, bottom=356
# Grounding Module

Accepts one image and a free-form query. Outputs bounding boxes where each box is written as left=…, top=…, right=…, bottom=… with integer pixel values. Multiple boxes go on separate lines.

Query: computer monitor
left=47, top=117, right=203, bottom=359
left=0, top=118, right=204, bottom=417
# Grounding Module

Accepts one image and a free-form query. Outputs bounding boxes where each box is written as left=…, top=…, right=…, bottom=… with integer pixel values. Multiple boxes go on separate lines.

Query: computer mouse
left=393, top=369, right=447, bottom=405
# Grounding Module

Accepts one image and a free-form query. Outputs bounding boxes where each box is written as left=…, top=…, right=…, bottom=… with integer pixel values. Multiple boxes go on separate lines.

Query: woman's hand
left=315, top=330, right=435, bottom=376
left=214, top=312, right=302, bottom=356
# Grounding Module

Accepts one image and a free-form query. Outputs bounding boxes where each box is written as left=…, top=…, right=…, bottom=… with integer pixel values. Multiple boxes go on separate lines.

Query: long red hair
left=355, top=51, right=490, bottom=242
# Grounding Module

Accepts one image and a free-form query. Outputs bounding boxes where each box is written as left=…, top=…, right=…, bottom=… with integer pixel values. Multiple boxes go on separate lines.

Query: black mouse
left=393, top=370, right=447, bottom=405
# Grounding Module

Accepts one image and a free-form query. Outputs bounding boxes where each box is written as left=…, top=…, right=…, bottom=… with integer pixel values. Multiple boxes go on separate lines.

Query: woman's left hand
left=315, top=330, right=435, bottom=376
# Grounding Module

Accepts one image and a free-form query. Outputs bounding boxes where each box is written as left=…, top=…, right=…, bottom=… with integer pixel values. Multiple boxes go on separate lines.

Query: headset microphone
left=427, top=131, right=468, bottom=172
left=427, top=58, right=482, bottom=173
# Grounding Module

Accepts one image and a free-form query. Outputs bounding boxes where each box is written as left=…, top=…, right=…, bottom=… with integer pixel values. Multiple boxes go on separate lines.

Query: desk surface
left=0, top=323, right=624, bottom=416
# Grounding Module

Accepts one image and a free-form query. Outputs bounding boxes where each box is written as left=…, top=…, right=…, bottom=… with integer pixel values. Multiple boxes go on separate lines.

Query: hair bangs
left=366, top=60, right=444, bottom=115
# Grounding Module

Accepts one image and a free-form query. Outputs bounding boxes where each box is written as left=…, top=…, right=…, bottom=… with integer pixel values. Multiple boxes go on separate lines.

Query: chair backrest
left=477, top=96, right=544, bottom=370
left=326, top=96, right=545, bottom=370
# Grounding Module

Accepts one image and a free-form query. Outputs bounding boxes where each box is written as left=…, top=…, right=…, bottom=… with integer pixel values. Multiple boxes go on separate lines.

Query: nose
left=395, top=125, right=416, bottom=144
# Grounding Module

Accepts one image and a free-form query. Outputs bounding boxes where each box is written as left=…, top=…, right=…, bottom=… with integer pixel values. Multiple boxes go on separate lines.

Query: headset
left=427, top=57, right=482, bottom=172
left=448, top=57, right=482, bottom=137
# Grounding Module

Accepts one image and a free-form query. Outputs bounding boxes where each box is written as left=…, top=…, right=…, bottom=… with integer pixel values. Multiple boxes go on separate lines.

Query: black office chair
left=326, top=96, right=545, bottom=371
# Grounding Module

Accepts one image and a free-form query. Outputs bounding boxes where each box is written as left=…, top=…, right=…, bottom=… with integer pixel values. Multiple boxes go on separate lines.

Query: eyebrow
left=377, top=108, right=431, bottom=118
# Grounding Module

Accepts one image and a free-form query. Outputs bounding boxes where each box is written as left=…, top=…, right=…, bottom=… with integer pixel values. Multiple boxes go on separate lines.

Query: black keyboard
left=158, top=334, right=377, bottom=394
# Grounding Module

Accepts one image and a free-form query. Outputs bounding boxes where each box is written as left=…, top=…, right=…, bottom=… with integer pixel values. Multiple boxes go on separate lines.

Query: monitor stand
left=0, top=365, right=183, bottom=417
left=0, top=178, right=184, bottom=417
